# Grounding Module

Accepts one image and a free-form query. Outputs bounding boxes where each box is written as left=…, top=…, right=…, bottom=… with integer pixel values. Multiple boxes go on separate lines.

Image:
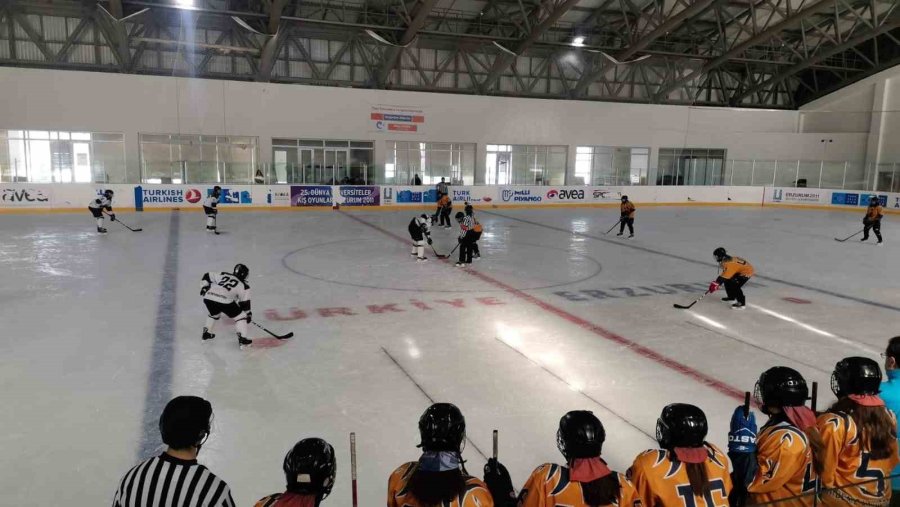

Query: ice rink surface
left=2, top=205, right=897, bottom=506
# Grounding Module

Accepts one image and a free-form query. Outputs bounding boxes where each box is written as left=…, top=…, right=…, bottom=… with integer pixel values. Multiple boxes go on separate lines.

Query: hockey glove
left=708, top=281, right=720, bottom=293
left=245, top=311, right=252, bottom=323
left=728, top=405, right=758, bottom=453
left=109, top=214, right=116, bottom=222
left=200, top=285, right=210, bottom=296
left=484, top=458, right=516, bottom=507
left=427, top=237, right=433, bottom=245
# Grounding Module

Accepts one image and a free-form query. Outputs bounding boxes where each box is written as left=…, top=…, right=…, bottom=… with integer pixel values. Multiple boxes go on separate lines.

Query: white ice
left=1, top=206, right=896, bottom=506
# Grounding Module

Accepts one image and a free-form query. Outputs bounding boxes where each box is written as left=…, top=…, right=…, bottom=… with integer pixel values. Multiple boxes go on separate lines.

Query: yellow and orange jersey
left=816, top=410, right=899, bottom=506
left=621, top=202, right=636, bottom=218
left=517, top=463, right=641, bottom=507
left=866, top=204, right=884, bottom=221
left=438, top=195, right=452, bottom=208
left=629, top=445, right=731, bottom=507
left=748, top=421, right=818, bottom=507
left=719, top=256, right=754, bottom=279
left=387, top=462, right=493, bottom=507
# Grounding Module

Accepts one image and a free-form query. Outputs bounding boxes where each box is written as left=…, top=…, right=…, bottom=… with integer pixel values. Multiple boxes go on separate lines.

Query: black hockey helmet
left=713, top=247, right=728, bottom=262
left=213, top=185, right=222, bottom=195
left=104, top=189, right=114, bottom=198
left=557, top=410, right=605, bottom=460
left=754, top=366, right=809, bottom=410
left=621, top=195, right=628, bottom=202
left=870, top=195, right=880, bottom=204
left=464, top=203, right=474, bottom=215
left=656, top=403, right=707, bottom=449
left=283, top=438, right=336, bottom=499
left=233, top=263, right=249, bottom=281
left=832, top=356, right=882, bottom=397
left=455, top=212, right=465, bottom=221
left=418, top=403, right=466, bottom=452
left=159, top=396, right=212, bottom=449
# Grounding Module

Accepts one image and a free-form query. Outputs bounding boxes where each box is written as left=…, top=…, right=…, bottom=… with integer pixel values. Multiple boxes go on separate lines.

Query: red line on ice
left=341, top=211, right=746, bottom=402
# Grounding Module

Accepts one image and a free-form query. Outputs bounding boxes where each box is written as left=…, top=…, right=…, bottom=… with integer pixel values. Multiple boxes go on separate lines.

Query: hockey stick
left=431, top=244, right=449, bottom=259
left=834, top=229, right=864, bottom=242
left=350, top=432, right=359, bottom=507
left=743, top=392, right=751, bottom=417
left=492, top=429, right=498, bottom=459
left=673, top=290, right=710, bottom=310
left=603, top=218, right=623, bottom=235
left=251, top=321, right=293, bottom=340
left=106, top=213, right=143, bottom=232
left=810, top=381, right=818, bottom=412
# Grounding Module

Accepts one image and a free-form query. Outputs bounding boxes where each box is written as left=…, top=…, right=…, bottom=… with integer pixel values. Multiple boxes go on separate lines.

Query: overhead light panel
left=572, top=36, right=585, bottom=47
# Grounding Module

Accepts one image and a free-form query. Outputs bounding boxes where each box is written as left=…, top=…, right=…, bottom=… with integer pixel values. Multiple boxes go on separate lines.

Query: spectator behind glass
left=254, top=438, right=336, bottom=507
left=112, top=396, right=235, bottom=507
left=412, top=174, right=422, bottom=185
left=881, top=336, right=900, bottom=506
left=436, top=177, right=448, bottom=197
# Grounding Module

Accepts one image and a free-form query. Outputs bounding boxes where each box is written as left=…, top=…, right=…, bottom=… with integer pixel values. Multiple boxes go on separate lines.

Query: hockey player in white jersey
left=408, top=214, right=433, bottom=262
left=201, top=263, right=253, bottom=348
left=204, top=186, right=221, bottom=234
left=88, top=189, right=115, bottom=233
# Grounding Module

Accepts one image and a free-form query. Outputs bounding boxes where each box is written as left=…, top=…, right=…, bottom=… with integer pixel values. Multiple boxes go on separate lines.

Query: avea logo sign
left=1, top=188, right=49, bottom=203
left=546, top=189, right=584, bottom=200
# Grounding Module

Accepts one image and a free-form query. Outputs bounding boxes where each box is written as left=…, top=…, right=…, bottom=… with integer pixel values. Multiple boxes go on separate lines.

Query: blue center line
left=138, top=211, right=180, bottom=458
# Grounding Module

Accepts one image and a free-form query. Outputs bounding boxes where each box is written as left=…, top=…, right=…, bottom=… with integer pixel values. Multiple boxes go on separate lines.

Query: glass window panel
left=325, top=141, right=349, bottom=148
left=843, top=161, right=865, bottom=190
left=92, top=133, right=123, bottom=142
left=350, top=148, right=373, bottom=184
left=731, top=160, right=753, bottom=186
left=50, top=132, right=58, bottom=140
left=751, top=161, right=776, bottom=186
left=141, top=142, right=175, bottom=183
left=774, top=161, right=800, bottom=187
left=546, top=151, right=566, bottom=185
left=9, top=139, right=27, bottom=181
left=58, top=132, right=70, bottom=140
left=875, top=163, right=895, bottom=192
left=140, top=134, right=171, bottom=143
left=0, top=139, right=8, bottom=182
left=797, top=161, right=821, bottom=188
left=350, top=141, right=374, bottom=149
left=821, top=162, right=846, bottom=189
left=28, top=139, right=52, bottom=182
left=9, top=131, right=24, bottom=138
left=723, top=160, right=734, bottom=186
left=299, top=139, right=325, bottom=147
left=72, top=141, right=92, bottom=183
left=51, top=140, right=74, bottom=183
left=273, top=138, right=298, bottom=147
left=70, top=132, right=90, bottom=141
left=229, top=136, right=255, bottom=145
left=29, top=131, right=50, bottom=139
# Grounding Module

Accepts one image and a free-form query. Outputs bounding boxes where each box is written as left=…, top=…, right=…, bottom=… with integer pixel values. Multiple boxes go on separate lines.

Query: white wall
left=0, top=66, right=873, bottom=184
left=801, top=65, right=900, bottom=169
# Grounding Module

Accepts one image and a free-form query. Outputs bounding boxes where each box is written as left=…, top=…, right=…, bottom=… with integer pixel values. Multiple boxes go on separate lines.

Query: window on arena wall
left=657, top=148, right=726, bottom=186
left=0, top=130, right=126, bottom=183
left=575, top=146, right=650, bottom=185
left=384, top=142, right=475, bottom=186
left=139, top=134, right=259, bottom=184
left=484, top=145, right=566, bottom=185
left=271, top=139, right=373, bottom=185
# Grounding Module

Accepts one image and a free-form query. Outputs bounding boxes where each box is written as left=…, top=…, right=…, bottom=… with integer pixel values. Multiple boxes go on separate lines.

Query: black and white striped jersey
left=112, top=453, right=235, bottom=507
left=89, top=196, right=113, bottom=210
left=459, top=215, right=474, bottom=238
left=202, top=272, right=251, bottom=306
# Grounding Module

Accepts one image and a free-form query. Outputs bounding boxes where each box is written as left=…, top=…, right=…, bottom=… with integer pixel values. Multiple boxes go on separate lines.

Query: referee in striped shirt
left=112, top=396, right=235, bottom=507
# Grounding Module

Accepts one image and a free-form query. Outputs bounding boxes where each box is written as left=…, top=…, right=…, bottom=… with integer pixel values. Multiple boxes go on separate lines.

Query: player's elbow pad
left=240, top=301, right=251, bottom=312
left=201, top=273, right=212, bottom=283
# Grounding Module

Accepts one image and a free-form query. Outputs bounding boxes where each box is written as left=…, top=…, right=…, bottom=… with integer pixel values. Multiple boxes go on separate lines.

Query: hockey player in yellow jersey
left=254, top=438, right=336, bottom=507
left=629, top=403, right=731, bottom=506
left=729, top=367, right=823, bottom=506
left=387, top=403, right=496, bottom=507
left=515, top=410, right=640, bottom=506
left=818, top=357, right=899, bottom=506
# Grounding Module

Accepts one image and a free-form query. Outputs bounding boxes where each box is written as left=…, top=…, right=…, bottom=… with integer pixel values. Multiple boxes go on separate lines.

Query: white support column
left=865, top=80, right=888, bottom=190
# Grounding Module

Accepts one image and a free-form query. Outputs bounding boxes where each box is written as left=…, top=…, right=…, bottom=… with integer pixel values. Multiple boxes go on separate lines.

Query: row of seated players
left=113, top=356, right=899, bottom=507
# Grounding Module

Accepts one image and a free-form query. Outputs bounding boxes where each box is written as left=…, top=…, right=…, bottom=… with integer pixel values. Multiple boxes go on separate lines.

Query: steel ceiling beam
left=734, top=16, right=900, bottom=102
left=572, top=0, right=720, bottom=97
left=652, top=0, right=839, bottom=101
left=376, top=0, right=440, bottom=87
left=480, top=0, right=582, bottom=91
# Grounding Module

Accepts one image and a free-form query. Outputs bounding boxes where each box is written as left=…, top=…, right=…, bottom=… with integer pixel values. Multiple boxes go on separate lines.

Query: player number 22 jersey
left=203, top=272, right=250, bottom=305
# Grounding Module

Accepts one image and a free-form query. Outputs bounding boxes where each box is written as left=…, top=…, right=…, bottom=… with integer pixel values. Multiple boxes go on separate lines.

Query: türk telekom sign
left=370, top=105, right=426, bottom=134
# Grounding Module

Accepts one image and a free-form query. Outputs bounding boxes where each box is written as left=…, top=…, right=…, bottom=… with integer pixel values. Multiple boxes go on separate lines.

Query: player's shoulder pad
left=633, top=448, right=669, bottom=468
left=241, top=280, right=250, bottom=290
left=390, top=461, right=418, bottom=481
left=530, top=463, right=560, bottom=482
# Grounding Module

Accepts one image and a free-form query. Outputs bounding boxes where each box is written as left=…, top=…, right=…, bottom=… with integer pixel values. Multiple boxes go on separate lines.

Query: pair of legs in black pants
left=439, top=208, right=452, bottom=227
left=863, top=219, right=883, bottom=243
left=723, top=275, right=750, bottom=305
left=458, top=232, right=478, bottom=264
left=619, top=217, right=634, bottom=236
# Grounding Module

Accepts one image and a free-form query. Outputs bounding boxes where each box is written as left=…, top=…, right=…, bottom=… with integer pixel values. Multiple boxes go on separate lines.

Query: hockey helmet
left=283, top=438, right=336, bottom=499
left=104, top=189, right=114, bottom=198
left=455, top=212, right=465, bottom=221
left=656, top=403, right=707, bottom=449
left=754, top=366, right=808, bottom=410
left=418, top=403, right=466, bottom=452
left=713, top=247, right=728, bottom=262
left=831, top=356, right=882, bottom=397
left=557, top=410, right=605, bottom=460
left=233, top=263, right=249, bottom=281
left=159, top=396, right=212, bottom=450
